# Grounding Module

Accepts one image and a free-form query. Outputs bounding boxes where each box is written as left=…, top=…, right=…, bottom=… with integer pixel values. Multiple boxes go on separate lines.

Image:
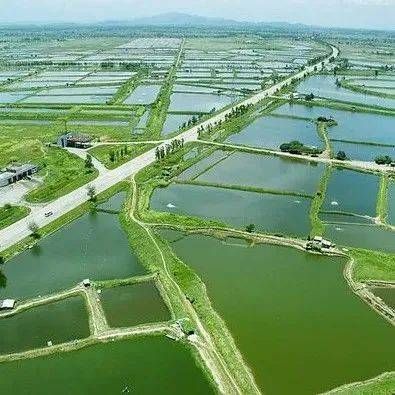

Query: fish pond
left=322, top=168, right=379, bottom=217
left=161, top=231, right=395, bottom=394
left=0, top=205, right=144, bottom=301
left=297, top=75, right=395, bottom=109
left=100, top=282, right=170, bottom=328
left=169, top=92, right=234, bottom=113
left=151, top=183, right=312, bottom=237
left=225, top=115, right=322, bottom=150
left=0, top=337, right=214, bottom=394
left=0, top=296, right=89, bottom=355
left=191, top=151, right=324, bottom=196
left=324, top=223, right=395, bottom=253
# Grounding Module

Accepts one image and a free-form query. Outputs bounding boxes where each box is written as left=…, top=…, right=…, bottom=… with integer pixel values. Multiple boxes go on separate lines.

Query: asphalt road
left=0, top=45, right=339, bottom=253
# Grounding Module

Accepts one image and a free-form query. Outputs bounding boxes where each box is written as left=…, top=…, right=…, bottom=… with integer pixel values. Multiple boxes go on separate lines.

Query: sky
left=1, top=0, right=394, bottom=30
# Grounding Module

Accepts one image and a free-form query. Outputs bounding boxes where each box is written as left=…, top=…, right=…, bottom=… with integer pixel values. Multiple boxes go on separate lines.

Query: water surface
left=0, top=296, right=89, bottom=354
left=162, top=232, right=395, bottom=394
left=0, top=337, right=214, bottom=394
left=101, top=282, right=170, bottom=328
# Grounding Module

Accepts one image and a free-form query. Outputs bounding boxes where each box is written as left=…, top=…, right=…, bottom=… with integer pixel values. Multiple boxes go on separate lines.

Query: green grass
left=309, top=165, right=331, bottom=237
left=376, top=175, right=389, bottom=222
left=350, top=248, right=395, bottom=282
left=0, top=205, right=30, bottom=230
left=89, top=143, right=157, bottom=169
left=326, top=371, right=395, bottom=394
left=25, top=147, right=98, bottom=203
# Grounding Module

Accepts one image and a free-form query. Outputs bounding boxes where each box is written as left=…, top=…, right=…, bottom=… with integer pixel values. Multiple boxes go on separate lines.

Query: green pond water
left=225, top=115, right=322, bottom=150
left=323, top=168, right=379, bottom=216
left=274, top=103, right=395, bottom=146
left=101, top=282, right=170, bottom=328
left=23, top=95, right=110, bottom=104
left=195, top=151, right=324, bottom=195
left=161, top=231, right=395, bottom=394
left=0, top=208, right=144, bottom=300
left=324, top=223, right=395, bottom=253
left=151, top=183, right=312, bottom=237
left=0, top=296, right=89, bottom=355
left=371, top=288, right=395, bottom=309
left=97, top=191, right=126, bottom=211
left=389, top=183, right=395, bottom=226
left=0, top=337, right=214, bottom=394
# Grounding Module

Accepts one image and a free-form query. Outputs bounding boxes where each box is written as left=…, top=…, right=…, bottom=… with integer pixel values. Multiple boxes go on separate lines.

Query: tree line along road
left=0, top=45, right=339, bottom=253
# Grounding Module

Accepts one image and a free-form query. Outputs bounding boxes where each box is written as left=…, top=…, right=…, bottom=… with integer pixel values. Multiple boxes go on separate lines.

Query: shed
left=0, top=299, right=16, bottom=310
left=82, top=279, right=91, bottom=287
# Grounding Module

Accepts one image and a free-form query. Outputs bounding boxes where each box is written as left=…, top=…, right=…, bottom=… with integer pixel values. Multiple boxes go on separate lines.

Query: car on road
left=44, top=211, right=53, bottom=217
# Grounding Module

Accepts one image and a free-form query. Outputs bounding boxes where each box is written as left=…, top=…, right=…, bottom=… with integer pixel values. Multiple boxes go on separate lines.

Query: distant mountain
left=118, top=12, right=243, bottom=26
left=104, top=12, right=308, bottom=29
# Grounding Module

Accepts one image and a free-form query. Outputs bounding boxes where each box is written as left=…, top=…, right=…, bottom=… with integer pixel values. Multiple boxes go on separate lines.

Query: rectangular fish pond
left=160, top=230, right=395, bottom=394
left=0, top=337, right=214, bottom=394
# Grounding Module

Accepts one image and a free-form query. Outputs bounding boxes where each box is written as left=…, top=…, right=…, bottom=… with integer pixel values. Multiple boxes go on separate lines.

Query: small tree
left=0, top=256, right=4, bottom=265
left=245, top=224, right=255, bottom=233
left=87, top=185, right=97, bottom=202
left=109, top=150, right=115, bottom=163
left=28, top=221, right=40, bottom=239
left=85, top=154, right=93, bottom=169
left=336, top=151, right=347, bottom=161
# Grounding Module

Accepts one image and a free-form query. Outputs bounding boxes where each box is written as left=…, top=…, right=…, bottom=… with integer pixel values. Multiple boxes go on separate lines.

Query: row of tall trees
left=155, top=138, right=184, bottom=161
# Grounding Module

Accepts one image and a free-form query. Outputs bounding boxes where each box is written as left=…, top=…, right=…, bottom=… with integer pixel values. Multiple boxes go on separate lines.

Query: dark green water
left=371, top=288, right=395, bottom=309
left=323, top=168, right=379, bottom=216
left=324, top=223, right=395, bottom=253
left=0, top=337, right=214, bottom=394
left=225, top=115, right=322, bottom=150
left=151, top=183, right=312, bottom=237
left=195, top=151, right=324, bottom=195
left=161, top=231, right=395, bottom=394
left=101, top=282, right=170, bottom=328
left=97, top=191, right=126, bottom=211
left=0, top=211, right=144, bottom=300
left=0, top=296, right=89, bottom=354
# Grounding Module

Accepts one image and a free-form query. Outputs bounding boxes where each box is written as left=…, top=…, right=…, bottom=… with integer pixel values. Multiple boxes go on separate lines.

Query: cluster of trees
left=108, top=145, right=130, bottom=163
left=336, top=151, right=348, bottom=161
left=305, top=93, right=315, bottom=101
left=155, top=138, right=185, bottom=161
left=179, top=114, right=204, bottom=130
left=375, top=155, right=393, bottom=165
left=224, top=104, right=252, bottom=122
left=280, top=140, right=322, bottom=156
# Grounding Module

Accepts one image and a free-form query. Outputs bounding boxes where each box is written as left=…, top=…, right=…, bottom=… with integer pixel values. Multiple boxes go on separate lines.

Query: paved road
left=0, top=45, right=339, bottom=253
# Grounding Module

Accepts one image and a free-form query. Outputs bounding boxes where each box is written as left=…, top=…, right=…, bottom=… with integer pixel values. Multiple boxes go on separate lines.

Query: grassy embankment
left=122, top=176, right=259, bottom=393
left=88, top=143, right=157, bottom=169
left=349, top=248, right=395, bottom=282
left=309, top=165, right=331, bottom=237
left=376, top=174, right=390, bottom=223
left=0, top=205, right=30, bottom=230
left=144, top=43, right=184, bottom=140
left=325, top=371, right=395, bottom=394
left=340, top=79, right=395, bottom=99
